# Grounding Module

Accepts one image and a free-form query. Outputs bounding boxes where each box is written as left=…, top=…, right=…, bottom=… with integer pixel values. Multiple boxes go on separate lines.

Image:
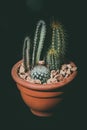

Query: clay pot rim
left=11, top=60, right=77, bottom=91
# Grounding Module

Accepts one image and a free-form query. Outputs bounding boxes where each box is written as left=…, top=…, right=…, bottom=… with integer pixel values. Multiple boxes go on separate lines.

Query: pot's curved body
left=18, top=83, right=63, bottom=116
left=11, top=60, right=77, bottom=117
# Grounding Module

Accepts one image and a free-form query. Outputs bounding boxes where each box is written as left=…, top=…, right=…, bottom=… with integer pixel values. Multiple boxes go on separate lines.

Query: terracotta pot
left=11, top=60, right=77, bottom=117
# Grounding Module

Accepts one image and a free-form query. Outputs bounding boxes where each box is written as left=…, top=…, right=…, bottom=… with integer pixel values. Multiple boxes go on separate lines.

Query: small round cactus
left=30, top=65, right=50, bottom=83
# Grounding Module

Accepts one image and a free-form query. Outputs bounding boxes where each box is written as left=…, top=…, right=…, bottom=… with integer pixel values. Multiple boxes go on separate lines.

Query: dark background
left=0, top=0, right=86, bottom=129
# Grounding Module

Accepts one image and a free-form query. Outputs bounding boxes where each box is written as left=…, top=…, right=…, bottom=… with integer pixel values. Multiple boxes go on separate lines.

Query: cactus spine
left=46, top=21, right=66, bottom=70
left=22, top=36, right=31, bottom=72
left=32, top=20, right=46, bottom=67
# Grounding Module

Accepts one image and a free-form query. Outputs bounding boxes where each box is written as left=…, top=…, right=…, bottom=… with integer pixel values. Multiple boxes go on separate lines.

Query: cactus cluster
left=22, top=20, right=67, bottom=84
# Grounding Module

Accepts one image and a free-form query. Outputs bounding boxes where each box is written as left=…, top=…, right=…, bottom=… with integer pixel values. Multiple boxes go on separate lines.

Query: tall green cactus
left=46, top=21, right=66, bottom=70
left=32, top=20, right=46, bottom=67
left=22, top=36, right=31, bottom=72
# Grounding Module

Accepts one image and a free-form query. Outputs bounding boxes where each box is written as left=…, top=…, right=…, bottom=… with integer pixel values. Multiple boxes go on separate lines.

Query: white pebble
left=19, top=65, right=25, bottom=73
left=71, top=66, right=77, bottom=72
left=60, top=70, right=66, bottom=76
left=67, top=64, right=72, bottom=69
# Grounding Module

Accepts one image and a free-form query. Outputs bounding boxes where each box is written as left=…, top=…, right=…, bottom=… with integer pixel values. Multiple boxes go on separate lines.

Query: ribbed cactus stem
left=47, top=48, right=58, bottom=70
left=52, top=23, right=61, bottom=55
left=52, top=28, right=55, bottom=48
left=46, top=21, right=66, bottom=70
left=59, top=26, right=66, bottom=56
left=22, top=36, right=30, bottom=72
left=32, top=20, right=46, bottom=67
left=57, top=28, right=61, bottom=55
left=52, top=22, right=66, bottom=59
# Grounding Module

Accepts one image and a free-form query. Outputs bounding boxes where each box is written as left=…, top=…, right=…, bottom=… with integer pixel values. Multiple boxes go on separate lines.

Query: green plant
left=22, top=20, right=67, bottom=83
left=32, top=20, right=46, bottom=67
left=46, top=21, right=66, bottom=70
left=22, top=36, right=31, bottom=72
left=30, top=65, right=50, bottom=84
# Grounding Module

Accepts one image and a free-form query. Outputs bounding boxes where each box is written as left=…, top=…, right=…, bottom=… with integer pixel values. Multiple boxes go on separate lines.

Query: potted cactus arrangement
left=11, top=20, right=77, bottom=117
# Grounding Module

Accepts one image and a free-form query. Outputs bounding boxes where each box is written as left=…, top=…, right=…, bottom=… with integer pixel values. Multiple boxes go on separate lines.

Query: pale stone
left=60, top=70, right=66, bottom=76
left=64, top=73, right=69, bottom=78
left=51, top=70, right=59, bottom=78
left=67, top=64, right=72, bottom=69
left=61, top=64, right=67, bottom=70
left=19, top=74, right=27, bottom=79
left=26, top=76, right=32, bottom=81
left=54, top=74, right=60, bottom=79
left=47, top=78, right=57, bottom=84
left=34, top=79, right=41, bottom=84
left=66, top=69, right=71, bottom=75
left=19, top=64, right=25, bottom=74
left=71, top=66, right=77, bottom=72
left=28, top=79, right=36, bottom=83
left=57, top=75, right=64, bottom=81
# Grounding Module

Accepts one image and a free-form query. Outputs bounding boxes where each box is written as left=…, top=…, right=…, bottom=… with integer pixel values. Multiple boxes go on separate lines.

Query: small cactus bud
left=38, top=60, right=45, bottom=65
